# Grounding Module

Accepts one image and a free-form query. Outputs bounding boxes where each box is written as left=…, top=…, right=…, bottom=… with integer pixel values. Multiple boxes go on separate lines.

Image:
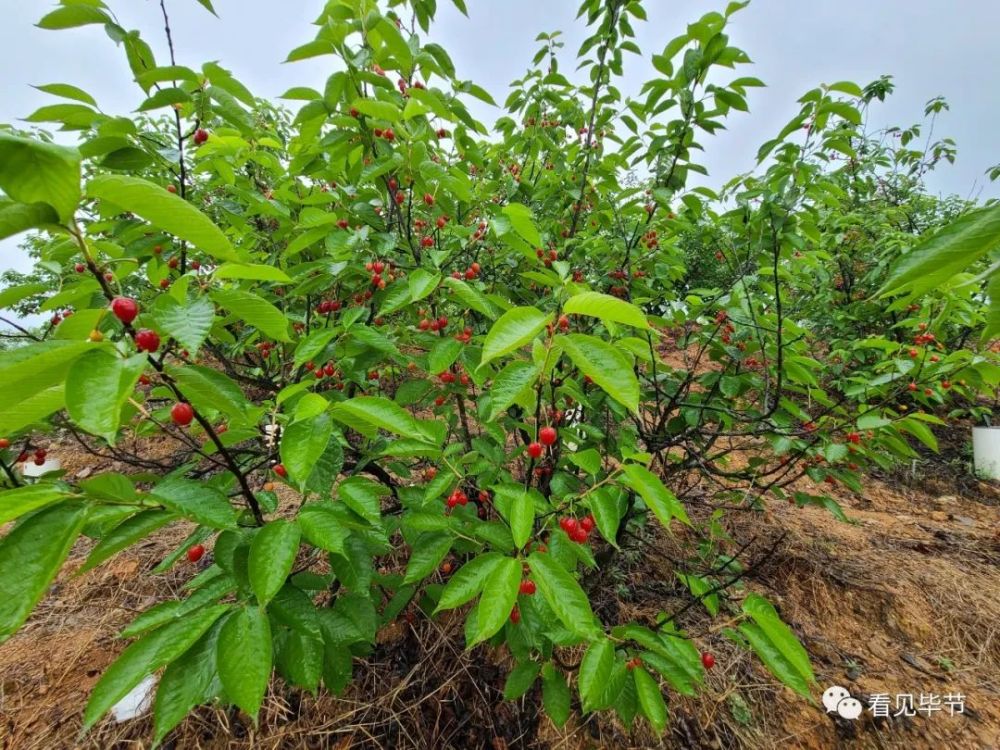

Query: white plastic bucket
left=972, top=426, right=1000, bottom=480
left=19, top=457, right=62, bottom=478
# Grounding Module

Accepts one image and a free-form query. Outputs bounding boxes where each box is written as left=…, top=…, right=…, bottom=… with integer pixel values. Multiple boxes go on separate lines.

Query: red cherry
left=0, top=438, right=9, bottom=449
left=701, top=652, right=715, bottom=670
left=74, top=263, right=85, bottom=273
left=193, top=128, right=209, bottom=145
left=111, top=297, right=139, bottom=324
left=580, top=515, right=595, bottom=532
left=562, top=517, right=579, bottom=534
left=274, top=463, right=288, bottom=478
left=159, top=279, right=170, bottom=289
left=527, top=442, right=543, bottom=459
left=421, top=235, right=434, bottom=248
left=187, top=544, right=205, bottom=563
left=135, top=329, right=161, bottom=352
left=509, top=606, right=521, bottom=624
left=570, top=527, right=589, bottom=543
left=166, top=184, right=177, bottom=194
left=436, top=216, right=447, bottom=229
left=170, top=402, right=194, bottom=426
left=423, top=193, right=435, bottom=206
left=395, top=190, right=406, bottom=205
left=437, top=316, right=448, bottom=329
left=908, top=382, right=917, bottom=392
left=539, top=426, right=557, bottom=446
left=34, top=449, right=47, bottom=460
left=519, top=580, right=536, bottom=595
left=388, top=178, right=398, bottom=191
left=168, top=257, right=179, bottom=269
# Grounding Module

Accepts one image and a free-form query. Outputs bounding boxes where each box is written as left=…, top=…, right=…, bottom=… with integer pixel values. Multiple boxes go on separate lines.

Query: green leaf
left=37, top=5, right=109, bottom=30
left=507, top=491, right=534, bottom=549
left=467, top=557, right=521, bottom=647
left=408, top=269, right=441, bottom=303
left=740, top=593, right=814, bottom=694
left=435, top=552, right=502, bottom=612
left=0, top=503, right=87, bottom=644
left=502, top=203, right=542, bottom=247
left=65, top=350, right=147, bottom=444
left=165, top=363, right=248, bottom=420
left=330, top=396, right=435, bottom=443
left=150, top=476, right=239, bottom=529
left=541, top=663, right=571, bottom=728
left=0, top=132, right=81, bottom=222
left=82, top=604, right=228, bottom=732
left=579, top=638, right=615, bottom=711
left=215, top=263, right=291, bottom=282
left=486, top=360, right=539, bottom=420
left=248, top=519, right=301, bottom=606
left=560, top=333, right=640, bottom=413
left=633, top=667, right=668, bottom=735
left=0, top=484, right=73, bottom=525
left=217, top=605, right=273, bottom=721
left=527, top=552, right=602, bottom=639
left=442, top=277, right=498, bottom=319
left=0, top=199, right=60, bottom=240
left=587, top=487, right=622, bottom=547
left=337, top=477, right=387, bottom=526
left=153, top=617, right=224, bottom=746
left=480, top=306, right=552, bottom=369
left=984, top=274, right=1000, bottom=342
left=563, top=291, right=650, bottom=330
left=298, top=503, right=349, bottom=555
left=428, top=337, right=464, bottom=375
left=80, top=509, right=177, bottom=573
left=87, top=175, right=236, bottom=260
left=280, top=413, right=334, bottom=490
left=880, top=204, right=1000, bottom=298
left=150, top=294, right=215, bottom=354
left=403, top=532, right=452, bottom=584
left=212, top=288, right=291, bottom=342
left=621, top=464, right=691, bottom=528
left=504, top=660, right=541, bottom=699
left=350, top=97, right=402, bottom=122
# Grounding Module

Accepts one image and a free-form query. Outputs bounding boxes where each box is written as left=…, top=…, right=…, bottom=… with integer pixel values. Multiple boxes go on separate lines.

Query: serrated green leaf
left=217, top=605, right=272, bottom=721
left=621, top=464, right=691, bottom=528
left=560, top=333, right=639, bottom=413
left=65, top=350, right=147, bottom=444
left=468, top=557, right=521, bottom=647
left=563, top=291, right=650, bottom=330
left=527, top=552, right=602, bottom=639
left=212, top=288, right=291, bottom=342
left=435, top=552, right=503, bottom=612
left=633, top=666, right=668, bottom=735
left=541, top=663, right=571, bottom=727
left=248, top=519, right=300, bottom=606
left=480, top=307, right=551, bottom=368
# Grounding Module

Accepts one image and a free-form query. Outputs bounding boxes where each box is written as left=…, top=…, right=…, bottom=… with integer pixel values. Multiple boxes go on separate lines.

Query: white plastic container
left=972, top=426, right=1000, bottom=480
left=19, top=457, right=62, bottom=478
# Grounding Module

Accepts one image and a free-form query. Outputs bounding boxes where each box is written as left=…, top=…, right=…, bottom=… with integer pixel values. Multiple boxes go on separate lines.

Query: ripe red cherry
left=436, top=216, right=447, bottom=229
left=908, top=382, right=917, bottom=392
left=569, top=527, right=589, bottom=543
left=395, top=190, right=406, bottom=205
left=527, top=442, right=543, bottom=459
left=423, top=193, right=434, bottom=206
left=166, top=184, right=177, bottom=194
left=0, top=438, right=9, bottom=449
left=193, top=128, right=209, bottom=145
left=274, top=463, right=288, bottom=478
left=509, top=606, right=521, bottom=624
left=539, top=426, right=557, bottom=446
left=168, top=257, right=179, bottom=269
left=701, top=652, right=715, bottom=670
left=421, top=235, right=434, bottom=248
left=187, top=544, right=205, bottom=563
left=159, top=279, right=170, bottom=289
left=580, top=515, right=595, bottom=533
left=388, top=177, right=398, bottom=191
left=846, top=432, right=861, bottom=444
left=111, top=297, right=138, bottom=324
left=519, top=580, right=536, bottom=595
left=135, top=329, right=161, bottom=352
left=74, top=263, right=85, bottom=273
left=170, top=402, right=194, bottom=426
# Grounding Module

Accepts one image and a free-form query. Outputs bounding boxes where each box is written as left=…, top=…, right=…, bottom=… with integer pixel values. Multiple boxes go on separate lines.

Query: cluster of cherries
left=450, top=262, right=481, bottom=281
left=305, top=360, right=337, bottom=380
left=1, top=439, right=49, bottom=467
left=559, top=514, right=595, bottom=543
left=526, top=426, right=558, bottom=459
left=365, top=259, right=392, bottom=290
left=417, top=314, right=449, bottom=332
left=535, top=247, right=559, bottom=268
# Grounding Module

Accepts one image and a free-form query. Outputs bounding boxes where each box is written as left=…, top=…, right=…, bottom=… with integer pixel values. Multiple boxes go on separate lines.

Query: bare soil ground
left=1, top=437, right=999, bottom=750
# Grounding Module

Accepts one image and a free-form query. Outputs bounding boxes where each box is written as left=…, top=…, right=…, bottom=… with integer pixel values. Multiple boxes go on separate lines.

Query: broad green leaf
left=215, top=263, right=291, bottom=282
left=435, top=552, right=502, bottom=612
left=248, top=519, right=301, bottom=606
left=587, top=487, right=622, bottom=547
left=502, top=203, right=542, bottom=247
left=80, top=509, right=178, bottom=573
left=579, top=638, right=615, bottom=711
left=563, top=291, right=650, bottom=330
left=504, top=660, right=541, bottom=699
left=403, top=532, right=452, bottom=584
left=0, top=282, right=47, bottom=310
left=527, top=552, right=602, bottom=639
left=150, top=476, right=238, bottom=529
left=428, top=337, right=464, bottom=375
left=0, top=503, right=87, bottom=644
left=408, top=269, right=441, bottom=302
left=507, top=491, right=534, bottom=549
left=741, top=594, right=814, bottom=690
left=337, top=477, right=387, bottom=526
left=165, top=363, right=248, bottom=420
left=87, top=175, right=236, bottom=260
left=738, top=621, right=811, bottom=697
left=467, top=557, right=521, bottom=646
left=153, top=617, right=224, bottom=746
left=212, top=289, right=291, bottom=342
left=486, top=360, right=539, bottom=420
left=633, top=667, right=668, bottom=735
left=879, top=203, right=1000, bottom=298
left=330, top=396, right=435, bottom=443
left=33, top=82, right=98, bottom=106
left=442, top=277, right=498, bottom=319
left=480, top=307, right=552, bottom=368
left=0, top=484, right=73, bottom=524
left=621, top=464, right=691, bottom=528
left=280, top=413, right=334, bottom=490
left=541, top=663, right=571, bottom=728
left=350, top=97, right=402, bottom=122
left=150, top=294, right=215, bottom=354
left=0, top=199, right=60, bottom=240
left=560, top=334, right=640, bottom=413
left=984, top=274, right=1000, bottom=341
left=65, top=350, right=147, bottom=444
left=82, top=604, right=228, bottom=732
left=37, top=5, right=109, bottom=30
left=0, top=132, right=81, bottom=222
left=217, top=605, right=273, bottom=721
left=299, top=504, right=349, bottom=555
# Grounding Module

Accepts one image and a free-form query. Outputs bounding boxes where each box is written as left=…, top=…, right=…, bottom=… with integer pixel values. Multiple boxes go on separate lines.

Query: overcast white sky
left=2, top=0, right=998, bottom=287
